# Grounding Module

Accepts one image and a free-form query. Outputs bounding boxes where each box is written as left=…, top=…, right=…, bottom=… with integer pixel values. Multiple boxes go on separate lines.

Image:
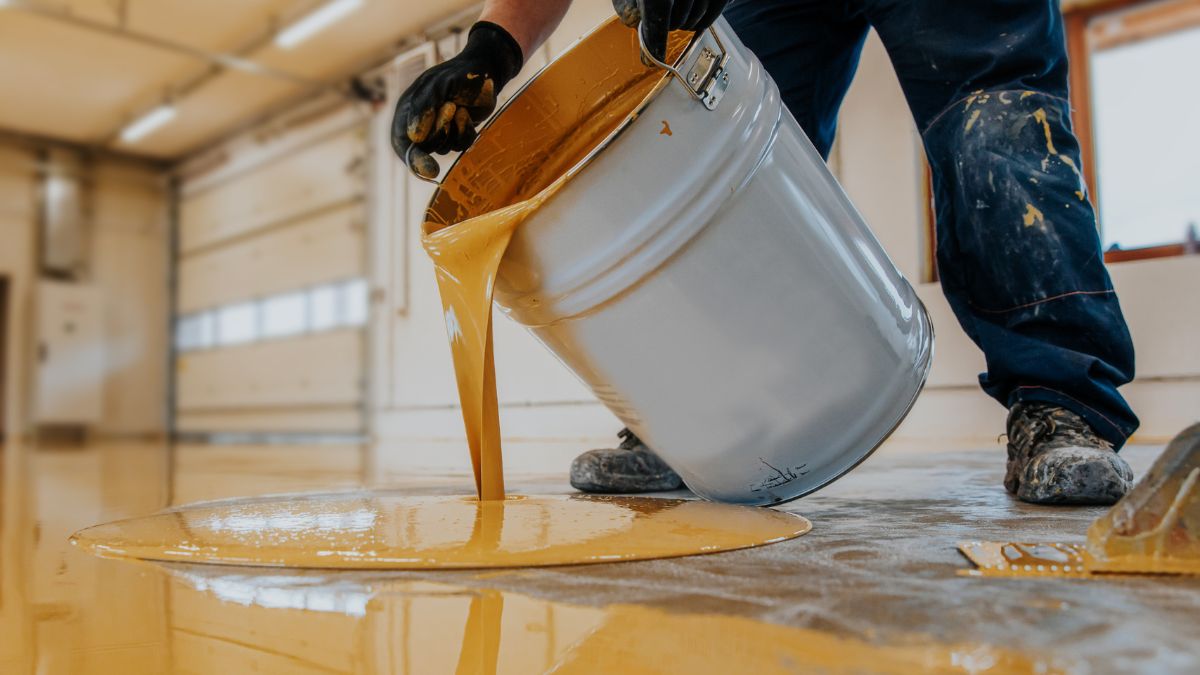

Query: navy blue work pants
left=723, top=0, right=1139, bottom=445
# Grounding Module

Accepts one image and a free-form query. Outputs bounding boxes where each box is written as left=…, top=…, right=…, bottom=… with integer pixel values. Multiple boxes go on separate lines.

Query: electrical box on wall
left=34, top=280, right=105, bottom=426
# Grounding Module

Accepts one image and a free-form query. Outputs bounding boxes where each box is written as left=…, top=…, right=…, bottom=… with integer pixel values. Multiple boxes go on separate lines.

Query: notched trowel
left=959, top=423, right=1200, bottom=578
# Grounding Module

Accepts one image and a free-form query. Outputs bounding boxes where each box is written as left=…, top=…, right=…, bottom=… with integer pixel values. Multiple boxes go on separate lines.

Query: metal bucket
left=427, top=17, right=933, bottom=505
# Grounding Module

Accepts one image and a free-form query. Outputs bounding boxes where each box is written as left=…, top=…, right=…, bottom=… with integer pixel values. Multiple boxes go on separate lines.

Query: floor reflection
left=155, top=564, right=1064, bottom=674
left=3, top=440, right=1180, bottom=674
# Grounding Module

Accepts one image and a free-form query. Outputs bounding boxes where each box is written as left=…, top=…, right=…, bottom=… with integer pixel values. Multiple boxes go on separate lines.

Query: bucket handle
left=637, top=24, right=731, bottom=111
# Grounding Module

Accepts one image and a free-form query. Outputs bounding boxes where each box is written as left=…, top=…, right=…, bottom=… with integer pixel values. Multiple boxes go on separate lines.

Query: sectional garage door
left=173, top=111, right=369, bottom=436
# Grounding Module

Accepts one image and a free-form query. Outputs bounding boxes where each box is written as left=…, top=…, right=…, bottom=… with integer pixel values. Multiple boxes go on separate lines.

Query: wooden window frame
left=1068, top=0, right=1200, bottom=263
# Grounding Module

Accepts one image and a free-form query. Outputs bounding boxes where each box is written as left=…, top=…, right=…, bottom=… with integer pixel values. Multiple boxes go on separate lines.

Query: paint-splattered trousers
left=724, top=0, right=1139, bottom=446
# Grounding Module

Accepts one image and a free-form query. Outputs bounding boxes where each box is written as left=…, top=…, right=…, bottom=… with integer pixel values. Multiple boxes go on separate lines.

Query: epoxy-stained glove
left=612, top=0, right=729, bottom=63
left=391, top=22, right=523, bottom=179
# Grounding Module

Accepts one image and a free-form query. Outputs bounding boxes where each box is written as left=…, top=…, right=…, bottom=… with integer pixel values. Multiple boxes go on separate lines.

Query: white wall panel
left=179, top=203, right=365, bottom=313
left=92, top=161, right=170, bottom=435
left=176, top=329, right=363, bottom=411
left=180, top=127, right=366, bottom=253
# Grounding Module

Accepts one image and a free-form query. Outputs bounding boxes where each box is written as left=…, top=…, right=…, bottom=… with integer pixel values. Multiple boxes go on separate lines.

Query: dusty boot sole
left=1016, top=447, right=1134, bottom=506
left=569, top=448, right=684, bottom=494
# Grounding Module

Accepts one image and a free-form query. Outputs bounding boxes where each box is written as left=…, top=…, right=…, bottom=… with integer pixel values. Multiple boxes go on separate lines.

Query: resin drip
left=422, top=28, right=689, bottom=500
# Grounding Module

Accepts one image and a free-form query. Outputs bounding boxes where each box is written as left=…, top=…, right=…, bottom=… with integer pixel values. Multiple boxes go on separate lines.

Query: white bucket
left=428, top=18, right=933, bottom=505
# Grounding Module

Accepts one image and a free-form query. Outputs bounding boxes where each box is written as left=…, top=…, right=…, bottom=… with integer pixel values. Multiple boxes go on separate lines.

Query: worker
left=391, top=0, right=1139, bottom=505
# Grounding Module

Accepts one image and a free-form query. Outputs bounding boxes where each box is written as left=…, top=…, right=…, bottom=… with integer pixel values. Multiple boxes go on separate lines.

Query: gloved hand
left=391, top=21, right=524, bottom=179
left=612, top=0, right=729, bottom=63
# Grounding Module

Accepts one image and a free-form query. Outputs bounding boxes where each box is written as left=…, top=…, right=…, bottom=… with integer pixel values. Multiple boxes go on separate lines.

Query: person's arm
left=480, top=0, right=573, bottom=57
left=391, top=0, right=573, bottom=178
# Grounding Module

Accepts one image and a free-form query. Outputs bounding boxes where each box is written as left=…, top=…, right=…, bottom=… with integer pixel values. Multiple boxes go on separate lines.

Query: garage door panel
left=176, top=329, right=363, bottom=410
left=180, top=128, right=366, bottom=253
left=179, top=203, right=365, bottom=313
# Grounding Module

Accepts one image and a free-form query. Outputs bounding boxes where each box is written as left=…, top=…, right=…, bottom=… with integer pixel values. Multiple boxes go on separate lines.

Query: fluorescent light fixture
left=275, top=0, right=363, bottom=49
left=119, top=104, right=177, bottom=143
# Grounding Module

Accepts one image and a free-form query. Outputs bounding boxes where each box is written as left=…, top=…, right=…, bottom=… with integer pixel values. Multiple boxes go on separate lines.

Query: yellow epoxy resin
left=70, top=492, right=811, bottom=569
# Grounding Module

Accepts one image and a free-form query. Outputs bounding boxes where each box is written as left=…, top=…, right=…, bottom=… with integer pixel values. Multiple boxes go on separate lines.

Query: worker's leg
left=723, top=0, right=870, bottom=158
left=864, top=0, right=1136, bottom=502
left=572, top=0, right=871, bottom=494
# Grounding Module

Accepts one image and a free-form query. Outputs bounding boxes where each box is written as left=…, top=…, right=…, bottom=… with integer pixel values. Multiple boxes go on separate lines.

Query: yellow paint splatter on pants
left=1032, top=109, right=1058, bottom=155
left=965, top=109, right=982, bottom=132
left=1023, top=203, right=1046, bottom=228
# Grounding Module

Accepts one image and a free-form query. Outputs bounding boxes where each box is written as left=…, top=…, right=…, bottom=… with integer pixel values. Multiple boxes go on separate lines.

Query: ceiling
left=0, top=0, right=478, bottom=160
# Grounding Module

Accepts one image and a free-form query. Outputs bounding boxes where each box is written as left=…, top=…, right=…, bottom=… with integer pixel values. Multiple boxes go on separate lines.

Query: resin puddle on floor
left=71, top=492, right=812, bottom=568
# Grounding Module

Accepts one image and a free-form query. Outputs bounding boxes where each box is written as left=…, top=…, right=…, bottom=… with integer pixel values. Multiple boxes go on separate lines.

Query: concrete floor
left=1, top=442, right=1197, bottom=673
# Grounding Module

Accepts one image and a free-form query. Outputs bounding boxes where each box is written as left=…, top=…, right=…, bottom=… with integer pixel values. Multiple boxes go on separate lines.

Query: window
left=1093, top=23, right=1200, bottom=251
left=216, top=303, right=258, bottom=346
left=340, top=278, right=369, bottom=327
left=1066, top=0, right=1200, bottom=261
left=176, top=312, right=214, bottom=351
left=309, top=284, right=340, bottom=331
left=176, top=277, right=371, bottom=353
left=261, top=292, right=308, bottom=339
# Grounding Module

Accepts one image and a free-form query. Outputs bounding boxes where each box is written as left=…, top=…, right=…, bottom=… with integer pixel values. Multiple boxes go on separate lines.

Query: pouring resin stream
left=70, top=25, right=813, bottom=569
left=419, top=31, right=686, bottom=501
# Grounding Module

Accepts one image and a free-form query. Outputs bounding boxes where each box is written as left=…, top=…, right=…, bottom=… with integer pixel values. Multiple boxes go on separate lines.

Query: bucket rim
left=427, top=17, right=707, bottom=213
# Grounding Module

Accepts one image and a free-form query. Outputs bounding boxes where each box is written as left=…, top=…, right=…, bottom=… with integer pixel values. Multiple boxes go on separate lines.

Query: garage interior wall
left=0, top=140, right=169, bottom=441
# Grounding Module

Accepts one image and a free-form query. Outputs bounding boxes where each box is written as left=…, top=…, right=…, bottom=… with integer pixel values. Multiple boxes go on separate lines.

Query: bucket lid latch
left=639, top=26, right=731, bottom=111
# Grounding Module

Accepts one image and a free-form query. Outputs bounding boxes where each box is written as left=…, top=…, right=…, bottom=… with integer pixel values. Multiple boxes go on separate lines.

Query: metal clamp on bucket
left=637, top=25, right=731, bottom=111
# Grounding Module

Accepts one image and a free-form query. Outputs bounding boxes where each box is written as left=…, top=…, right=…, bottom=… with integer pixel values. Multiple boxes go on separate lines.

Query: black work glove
left=391, top=21, right=524, bottom=179
left=612, top=0, right=729, bottom=63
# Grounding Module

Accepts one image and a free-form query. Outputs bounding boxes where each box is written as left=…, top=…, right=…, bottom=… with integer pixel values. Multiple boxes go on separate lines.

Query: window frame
left=1065, top=0, right=1200, bottom=262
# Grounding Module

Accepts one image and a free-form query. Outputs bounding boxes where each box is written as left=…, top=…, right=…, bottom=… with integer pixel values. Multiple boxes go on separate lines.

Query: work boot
left=570, top=428, right=684, bottom=493
left=1005, top=403, right=1134, bottom=505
